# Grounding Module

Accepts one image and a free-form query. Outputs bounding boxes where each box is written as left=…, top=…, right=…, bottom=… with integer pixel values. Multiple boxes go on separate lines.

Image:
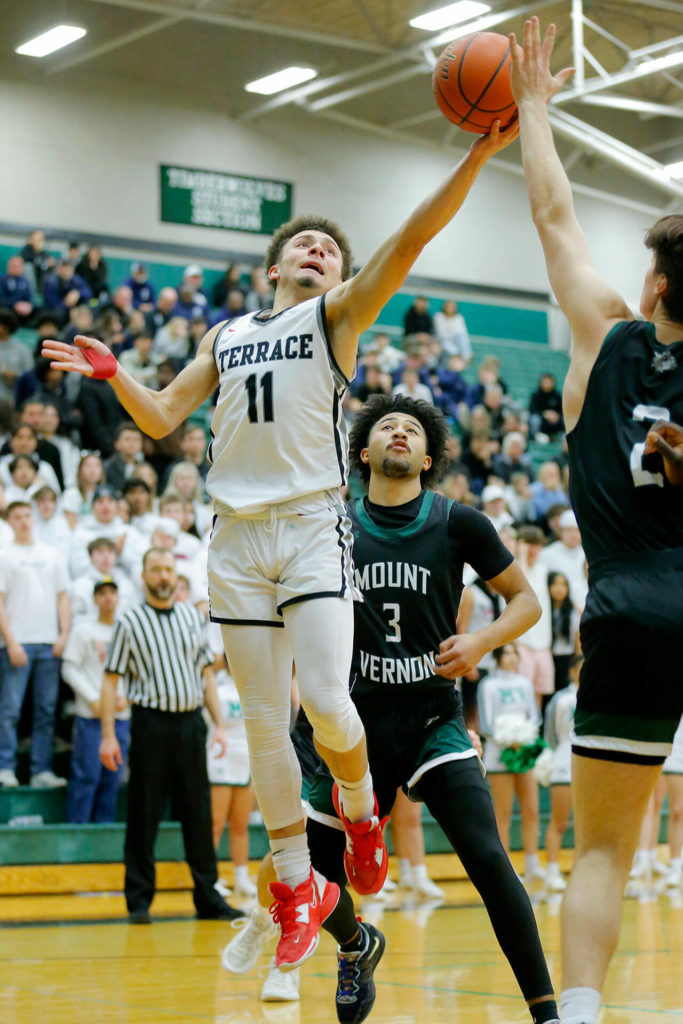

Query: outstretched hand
left=644, top=420, right=683, bottom=490
left=509, top=17, right=574, bottom=106
left=470, top=116, right=520, bottom=159
left=42, top=334, right=118, bottom=379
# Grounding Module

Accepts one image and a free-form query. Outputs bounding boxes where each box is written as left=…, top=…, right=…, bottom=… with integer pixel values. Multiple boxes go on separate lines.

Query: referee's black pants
left=124, top=706, right=222, bottom=916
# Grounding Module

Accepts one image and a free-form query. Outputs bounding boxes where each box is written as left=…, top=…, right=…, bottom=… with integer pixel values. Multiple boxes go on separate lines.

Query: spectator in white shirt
left=32, top=485, right=71, bottom=550
left=433, top=299, right=472, bottom=363
left=63, top=579, right=130, bottom=822
left=392, top=368, right=434, bottom=406
left=0, top=501, right=70, bottom=788
left=61, top=452, right=106, bottom=529
left=539, top=509, right=588, bottom=611
left=70, top=485, right=144, bottom=579
left=69, top=536, right=138, bottom=622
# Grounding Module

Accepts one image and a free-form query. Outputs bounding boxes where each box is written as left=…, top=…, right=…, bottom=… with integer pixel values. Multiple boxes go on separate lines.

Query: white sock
left=234, top=865, right=250, bottom=884
left=525, top=853, right=541, bottom=875
left=560, top=987, right=601, bottom=1024
left=412, top=863, right=429, bottom=885
left=670, top=857, right=681, bottom=872
left=398, top=858, right=413, bottom=884
left=270, top=834, right=311, bottom=889
left=546, top=861, right=561, bottom=879
left=334, top=768, right=375, bottom=823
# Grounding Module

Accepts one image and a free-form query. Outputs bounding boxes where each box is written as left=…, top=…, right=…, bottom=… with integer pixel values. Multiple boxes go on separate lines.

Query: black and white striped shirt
left=105, top=602, right=213, bottom=712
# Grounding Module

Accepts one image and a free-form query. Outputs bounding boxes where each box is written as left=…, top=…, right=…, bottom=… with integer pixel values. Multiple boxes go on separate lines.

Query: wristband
left=82, top=346, right=118, bottom=380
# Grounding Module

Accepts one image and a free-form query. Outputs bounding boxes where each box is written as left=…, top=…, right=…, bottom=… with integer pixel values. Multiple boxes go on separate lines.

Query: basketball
left=433, top=31, right=517, bottom=133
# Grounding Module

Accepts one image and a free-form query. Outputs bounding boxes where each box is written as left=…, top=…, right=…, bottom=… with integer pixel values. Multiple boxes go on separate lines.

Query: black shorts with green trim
left=573, top=558, right=683, bottom=766
left=306, top=686, right=477, bottom=826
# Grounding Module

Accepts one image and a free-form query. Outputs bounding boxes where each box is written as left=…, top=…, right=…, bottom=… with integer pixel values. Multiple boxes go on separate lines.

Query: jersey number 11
left=245, top=371, right=274, bottom=423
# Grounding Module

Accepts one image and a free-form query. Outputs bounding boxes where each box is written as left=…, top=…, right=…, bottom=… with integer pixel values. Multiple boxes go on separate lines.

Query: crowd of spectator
left=0, top=228, right=583, bottom=853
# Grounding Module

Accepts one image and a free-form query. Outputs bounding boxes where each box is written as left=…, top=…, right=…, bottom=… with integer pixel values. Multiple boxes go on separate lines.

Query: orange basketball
left=433, top=31, right=517, bottom=133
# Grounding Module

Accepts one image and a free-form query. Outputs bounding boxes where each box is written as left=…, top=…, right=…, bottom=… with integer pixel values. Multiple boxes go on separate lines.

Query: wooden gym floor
left=1, top=853, right=682, bottom=1024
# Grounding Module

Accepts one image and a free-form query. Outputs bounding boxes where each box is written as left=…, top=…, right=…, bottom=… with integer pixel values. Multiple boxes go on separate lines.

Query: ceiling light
left=634, top=51, right=683, bottom=76
left=16, top=25, right=87, bottom=58
left=410, top=2, right=490, bottom=32
left=245, top=67, right=317, bottom=95
left=654, top=159, right=683, bottom=181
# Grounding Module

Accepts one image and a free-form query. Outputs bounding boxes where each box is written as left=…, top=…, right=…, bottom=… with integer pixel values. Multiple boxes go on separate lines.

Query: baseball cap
left=482, top=484, right=506, bottom=503
left=93, top=576, right=118, bottom=594
left=184, top=264, right=203, bottom=278
left=92, top=485, right=119, bottom=502
left=131, top=261, right=147, bottom=275
left=156, top=516, right=180, bottom=539
left=559, top=509, right=578, bottom=530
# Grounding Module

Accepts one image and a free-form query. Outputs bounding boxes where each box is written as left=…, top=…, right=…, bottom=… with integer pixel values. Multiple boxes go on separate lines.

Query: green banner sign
left=160, top=165, right=292, bottom=235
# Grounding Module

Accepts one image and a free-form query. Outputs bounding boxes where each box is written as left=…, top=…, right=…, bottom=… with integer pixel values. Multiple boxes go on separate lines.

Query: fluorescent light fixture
left=410, top=2, right=490, bottom=32
left=654, top=159, right=683, bottom=181
left=16, top=25, right=86, bottom=58
left=634, top=50, right=683, bottom=76
left=245, top=67, right=317, bottom=95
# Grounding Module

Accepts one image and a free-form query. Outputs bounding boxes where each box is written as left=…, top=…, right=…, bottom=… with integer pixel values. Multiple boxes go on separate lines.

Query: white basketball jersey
left=207, top=295, right=350, bottom=513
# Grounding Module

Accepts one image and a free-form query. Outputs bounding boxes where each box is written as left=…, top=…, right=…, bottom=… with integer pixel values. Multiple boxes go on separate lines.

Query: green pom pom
left=500, top=737, right=547, bottom=774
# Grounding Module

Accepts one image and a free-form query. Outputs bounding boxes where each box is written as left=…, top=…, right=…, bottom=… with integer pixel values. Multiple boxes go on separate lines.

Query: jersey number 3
left=630, top=404, right=669, bottom=488
left=245, top=371, right=274, bottom=423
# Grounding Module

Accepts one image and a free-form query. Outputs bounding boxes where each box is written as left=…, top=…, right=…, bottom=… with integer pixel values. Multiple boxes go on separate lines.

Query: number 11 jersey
left=208, top=295, right=350, bottom=513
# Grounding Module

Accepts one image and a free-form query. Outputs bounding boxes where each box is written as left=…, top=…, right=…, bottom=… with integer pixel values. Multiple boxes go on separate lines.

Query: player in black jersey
left=511, top=18, right=683, bottom=1024
left=225, top=395, right=559, bottom=1024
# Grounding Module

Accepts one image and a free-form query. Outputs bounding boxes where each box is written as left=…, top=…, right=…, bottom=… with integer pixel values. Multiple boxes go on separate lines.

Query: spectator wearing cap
left=43, top=260, right=92, bottom=321
left=103, top=423, right=144, bottom=495
left=0, top=256, right=34, bottom=325
left=32, top=485, right=71, bottom=551
left=69, top=537, right=137, bottom=623
left=124, top=263, right=156, bottom=313
left=75, top=246, right=109, bottom=304
left=515, top=525, right=554, bottom=709
left=172, top=266, right=209, bottom=321
left=70, top=485, right=145, bottom=579
left=481, top=483, right=514, bottom=534
left=63, top=578, right=130, bottom=822
left=539, top=509, right=588, bottom=611
left=0, top=309, right=32, bottom=403
left=0, top=500, right=70, bottom=789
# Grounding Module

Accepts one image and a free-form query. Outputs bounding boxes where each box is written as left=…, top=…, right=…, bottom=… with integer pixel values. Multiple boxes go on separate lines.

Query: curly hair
left=645, top=215, right=683, bottom=322
left=348, top=394, right=450, bottom=489
left=264, top=215, right=353, bottom=281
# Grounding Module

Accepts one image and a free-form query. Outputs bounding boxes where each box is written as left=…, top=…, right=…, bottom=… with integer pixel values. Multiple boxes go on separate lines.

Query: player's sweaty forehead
left=374, top=414, right=426, bottom=437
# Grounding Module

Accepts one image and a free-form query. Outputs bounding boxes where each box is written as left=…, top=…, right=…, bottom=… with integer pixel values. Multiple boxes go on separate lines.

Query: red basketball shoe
left=332, top=784, right=389, bottom=896
left=269, top=868, right=340, bottom=971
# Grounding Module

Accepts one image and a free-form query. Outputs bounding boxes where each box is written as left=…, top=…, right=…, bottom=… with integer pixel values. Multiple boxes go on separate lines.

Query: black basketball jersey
left=567, top=320, right=683, bottom=570
left=349, top=490, right=512, bottom=697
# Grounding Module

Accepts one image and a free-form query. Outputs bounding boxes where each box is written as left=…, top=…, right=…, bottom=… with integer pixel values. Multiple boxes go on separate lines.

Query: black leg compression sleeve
left=417, top=760, right=554, bottom=1003
left=307, top=817, right=360, bottom=945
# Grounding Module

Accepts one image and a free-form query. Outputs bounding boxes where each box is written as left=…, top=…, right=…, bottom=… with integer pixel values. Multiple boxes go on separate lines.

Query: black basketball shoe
left=335, top=921, right=386, bottom=1024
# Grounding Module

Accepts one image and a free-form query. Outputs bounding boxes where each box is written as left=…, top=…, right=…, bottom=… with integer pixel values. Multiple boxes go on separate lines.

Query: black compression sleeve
left=417, top=761, right=554, bottom=1003
left=306, top=817, right=360, bottom=945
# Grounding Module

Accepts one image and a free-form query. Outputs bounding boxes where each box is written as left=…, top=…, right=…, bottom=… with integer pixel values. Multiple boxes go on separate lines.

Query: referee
left=99, top=547, right=243, bottom=924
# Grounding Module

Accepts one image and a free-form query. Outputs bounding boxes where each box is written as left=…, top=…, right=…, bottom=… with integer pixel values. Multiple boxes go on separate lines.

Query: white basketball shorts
left=207, top=491, right=355, bottom=626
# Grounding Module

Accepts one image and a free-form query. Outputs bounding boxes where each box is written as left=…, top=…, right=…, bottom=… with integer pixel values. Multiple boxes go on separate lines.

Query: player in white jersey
left=543, top=656, right=580, bottom=891
left=42, top=119, right=519, bottom=968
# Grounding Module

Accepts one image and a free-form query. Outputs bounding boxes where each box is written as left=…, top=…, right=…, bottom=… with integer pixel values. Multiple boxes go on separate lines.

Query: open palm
left=42, top=333, right=112, bottom=377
